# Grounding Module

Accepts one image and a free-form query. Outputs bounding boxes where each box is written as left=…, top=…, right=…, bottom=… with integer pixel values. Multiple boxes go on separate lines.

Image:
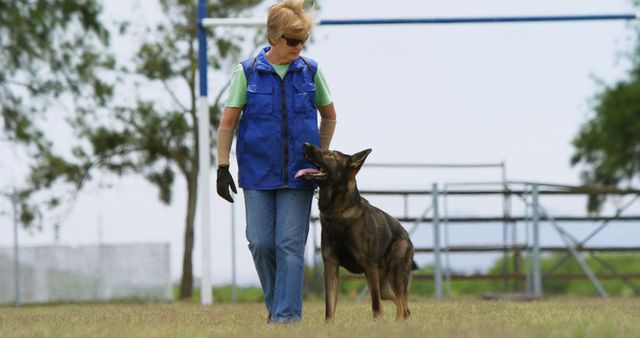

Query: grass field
left=1, top=298, right=639, bottom=338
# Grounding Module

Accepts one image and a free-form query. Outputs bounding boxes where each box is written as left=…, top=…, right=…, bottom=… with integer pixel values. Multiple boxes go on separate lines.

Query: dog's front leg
left=364, top=265, right=384, bottom=319
left=323, top=259, right=340, bottom=323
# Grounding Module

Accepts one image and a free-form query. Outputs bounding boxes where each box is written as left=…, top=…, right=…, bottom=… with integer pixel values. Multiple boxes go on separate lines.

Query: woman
left=216, top=0, right=337, bottom=324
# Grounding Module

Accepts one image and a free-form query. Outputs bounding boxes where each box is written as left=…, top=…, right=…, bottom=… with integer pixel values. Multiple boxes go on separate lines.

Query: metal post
left=523, top=186, right=532, bottom=295
left=443, top=185, right=451, bottom=296
left=231, top=201, right=237, bottom=303
left=10, top=189, right=20, bottom=308
left=403, top=194, right=408, bottom=219
left=501, top=213, right=508, bottom=291
left=531, top=184, right=542, bottom=297
left=1, top=189, right=19, bottom=307
left=432, top=183, right=442, bottom=299
left=197, top=0, right=212, bottom=305
left=501, top=163, right=508, bottom=291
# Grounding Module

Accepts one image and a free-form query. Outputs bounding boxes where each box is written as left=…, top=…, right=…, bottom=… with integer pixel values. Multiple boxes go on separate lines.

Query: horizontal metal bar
left=202, top=13, right=640, bottom=28
left=315, top=246, right=640, bottom=253
left=319, top=14, right=639, bottom=26
left=355, top=189, right=640, bottom=195
left=310, top=215, right=640, bottom=223
left=340, top=273, right=640, bottom=281
left=414, top=245, right=640, bottom=253
left=365, top=163, right=503, bottom=168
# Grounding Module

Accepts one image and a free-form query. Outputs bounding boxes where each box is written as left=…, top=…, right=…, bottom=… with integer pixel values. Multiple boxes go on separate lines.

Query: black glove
left=216, top=165, right=237, bottom=203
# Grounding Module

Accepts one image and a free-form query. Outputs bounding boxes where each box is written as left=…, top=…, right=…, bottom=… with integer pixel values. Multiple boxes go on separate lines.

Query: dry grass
left=1, top=297, right=639, bottom=338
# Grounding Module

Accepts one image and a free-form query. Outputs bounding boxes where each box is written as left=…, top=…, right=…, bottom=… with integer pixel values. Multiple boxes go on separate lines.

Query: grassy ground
left=1, top=297, right=639, bottom=338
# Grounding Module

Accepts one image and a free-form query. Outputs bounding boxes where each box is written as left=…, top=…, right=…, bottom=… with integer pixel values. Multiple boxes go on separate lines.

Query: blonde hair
left=267, top=0, right=313, bottom=45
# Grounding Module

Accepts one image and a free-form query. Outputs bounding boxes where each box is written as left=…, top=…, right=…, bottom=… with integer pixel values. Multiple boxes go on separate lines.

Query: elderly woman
left=216, top=0, right=337, bottom=324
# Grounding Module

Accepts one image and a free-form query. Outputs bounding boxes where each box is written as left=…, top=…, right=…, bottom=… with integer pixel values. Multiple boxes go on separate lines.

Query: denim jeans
left=244, top=188, right=314, bottom=323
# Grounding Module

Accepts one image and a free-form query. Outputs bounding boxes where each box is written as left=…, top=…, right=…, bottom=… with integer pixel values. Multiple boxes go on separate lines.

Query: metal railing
left=310, top=182, right=640, bottom=299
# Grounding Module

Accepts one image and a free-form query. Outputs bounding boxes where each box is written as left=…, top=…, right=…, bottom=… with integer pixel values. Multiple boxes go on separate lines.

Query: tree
left=571, top=37, right=640, bottom=212
left=23, top=0, right=265, bottom=299
left=0, top=0, right=113, bottom=145
left=0, top=1, right=115, bottom=226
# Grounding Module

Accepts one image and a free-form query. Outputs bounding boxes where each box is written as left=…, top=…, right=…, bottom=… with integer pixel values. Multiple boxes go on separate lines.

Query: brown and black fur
left=301, top=143, right=415, bottom=321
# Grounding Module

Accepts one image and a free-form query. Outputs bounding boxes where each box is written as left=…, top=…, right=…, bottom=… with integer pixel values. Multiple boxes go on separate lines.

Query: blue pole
left=318, top=14, right=638, bottom=26
left=197, top=0, right=207, bottom=96
left=197, top=0, right=208, bottom=97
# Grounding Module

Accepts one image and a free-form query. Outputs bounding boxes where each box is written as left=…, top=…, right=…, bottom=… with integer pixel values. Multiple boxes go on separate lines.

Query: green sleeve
left=314, top=67, right=333, bottom=107
left=225, top=63, right=247, bottom=108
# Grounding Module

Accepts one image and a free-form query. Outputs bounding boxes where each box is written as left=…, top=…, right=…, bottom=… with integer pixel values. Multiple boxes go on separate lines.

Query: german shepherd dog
left=299, top=143, right=415, bottom=321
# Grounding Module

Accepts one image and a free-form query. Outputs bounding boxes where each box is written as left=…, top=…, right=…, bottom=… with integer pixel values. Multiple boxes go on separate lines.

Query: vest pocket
left=237, top=120, right=280, bottom=187
left=293, top=82, right=316, bottom=113
left=247, top=84, right=273, bottom=114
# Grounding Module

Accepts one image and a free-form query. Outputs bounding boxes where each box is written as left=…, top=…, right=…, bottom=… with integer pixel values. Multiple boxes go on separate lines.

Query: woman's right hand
left=216, top=165, right=237, bottom=203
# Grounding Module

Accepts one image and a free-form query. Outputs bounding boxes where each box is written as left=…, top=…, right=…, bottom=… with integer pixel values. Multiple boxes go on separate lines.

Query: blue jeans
left=244, top=189, right=313, bottom=323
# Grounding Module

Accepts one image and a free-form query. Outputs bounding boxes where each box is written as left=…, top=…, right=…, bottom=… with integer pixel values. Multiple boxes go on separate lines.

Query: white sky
left=1, top=0, right=639, bottom=287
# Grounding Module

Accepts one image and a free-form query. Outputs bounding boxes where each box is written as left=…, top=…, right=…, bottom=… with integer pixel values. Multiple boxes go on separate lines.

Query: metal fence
left=310, top=182, right=640, bottom=298
left=0, top=243, right=172, bottom=305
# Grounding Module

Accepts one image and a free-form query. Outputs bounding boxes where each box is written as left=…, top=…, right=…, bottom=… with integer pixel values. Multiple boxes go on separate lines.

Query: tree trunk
left=179, top=173, right=198, bottom=299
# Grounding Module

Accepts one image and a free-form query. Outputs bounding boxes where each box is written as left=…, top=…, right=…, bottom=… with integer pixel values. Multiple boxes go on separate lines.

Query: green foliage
left=59, top=0, right=265, bottom=208
left=1, top=1, right=115, bottom=230
left=571, top=14, right=640, bottom=212
left=482, top=253, right=640, bottom=296
left=540, top=253, right=640, bottom=296
left=173, top=285, right=264, bottom=303
left=212, top=285, right=265, bottom=303
left=0, top=0, right=113, bottom=147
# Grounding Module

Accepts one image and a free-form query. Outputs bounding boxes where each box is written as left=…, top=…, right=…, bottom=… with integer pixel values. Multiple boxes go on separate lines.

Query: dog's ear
left=349, top=148, right=372, bottom=175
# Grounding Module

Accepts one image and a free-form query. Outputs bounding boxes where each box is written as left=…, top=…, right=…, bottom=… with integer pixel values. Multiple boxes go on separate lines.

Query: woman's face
left=271, top=34, right=307, bottom=63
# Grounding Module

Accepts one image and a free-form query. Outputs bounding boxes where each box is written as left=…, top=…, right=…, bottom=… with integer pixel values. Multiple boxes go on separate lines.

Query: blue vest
left=236, top=47, right=320, bottom=190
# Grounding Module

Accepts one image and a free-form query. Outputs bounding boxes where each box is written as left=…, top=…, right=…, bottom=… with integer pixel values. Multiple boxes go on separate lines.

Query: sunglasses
left=281, top=35, right=307, bottom=47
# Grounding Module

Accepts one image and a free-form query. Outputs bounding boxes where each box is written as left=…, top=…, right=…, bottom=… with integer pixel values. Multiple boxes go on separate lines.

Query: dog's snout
left=303, top=142, right=321, bottom=152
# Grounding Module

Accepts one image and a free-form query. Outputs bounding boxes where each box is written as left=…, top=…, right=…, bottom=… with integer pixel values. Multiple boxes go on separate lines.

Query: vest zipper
left=280, top=77, right=289, bottom=187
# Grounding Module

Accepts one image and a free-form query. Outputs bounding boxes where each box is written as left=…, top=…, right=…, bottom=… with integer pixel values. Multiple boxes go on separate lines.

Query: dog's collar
left=321, top=205, right=365, bottom=223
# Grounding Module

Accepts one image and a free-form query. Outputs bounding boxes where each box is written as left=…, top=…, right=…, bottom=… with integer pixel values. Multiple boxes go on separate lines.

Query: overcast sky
left=1, top=0, right=639, bottom=286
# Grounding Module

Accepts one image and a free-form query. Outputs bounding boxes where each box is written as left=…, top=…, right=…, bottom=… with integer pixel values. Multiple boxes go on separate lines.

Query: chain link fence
left=0, top=243, right=171, bottom=304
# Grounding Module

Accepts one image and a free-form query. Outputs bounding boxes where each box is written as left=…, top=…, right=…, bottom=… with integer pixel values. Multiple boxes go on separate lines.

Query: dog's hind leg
left=363, top=265, right=384, bottom=319
left=390, top=274, right=408, bottom=319
left=403, top=243, right=415, bottom=318
left=323, top=258, right=340, bottom=323
left=380, top=277, right=395, bottom=300
left=381, top=275, right=406, bottom=319
left=393, top=268, right=411, bottom=319
left=388, top=239, right=413, bottom=319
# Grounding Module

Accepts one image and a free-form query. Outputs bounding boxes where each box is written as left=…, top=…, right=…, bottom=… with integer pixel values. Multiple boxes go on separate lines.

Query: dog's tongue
left=295, top=168, right=321, bottom=179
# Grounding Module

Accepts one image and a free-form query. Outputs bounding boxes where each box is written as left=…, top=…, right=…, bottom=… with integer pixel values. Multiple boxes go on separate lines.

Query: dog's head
left=299, top=143, right=372, bottom=186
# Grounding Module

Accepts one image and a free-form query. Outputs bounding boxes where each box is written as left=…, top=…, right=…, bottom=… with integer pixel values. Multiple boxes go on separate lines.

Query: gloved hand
left=216, top=165, right=237, bottom=203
